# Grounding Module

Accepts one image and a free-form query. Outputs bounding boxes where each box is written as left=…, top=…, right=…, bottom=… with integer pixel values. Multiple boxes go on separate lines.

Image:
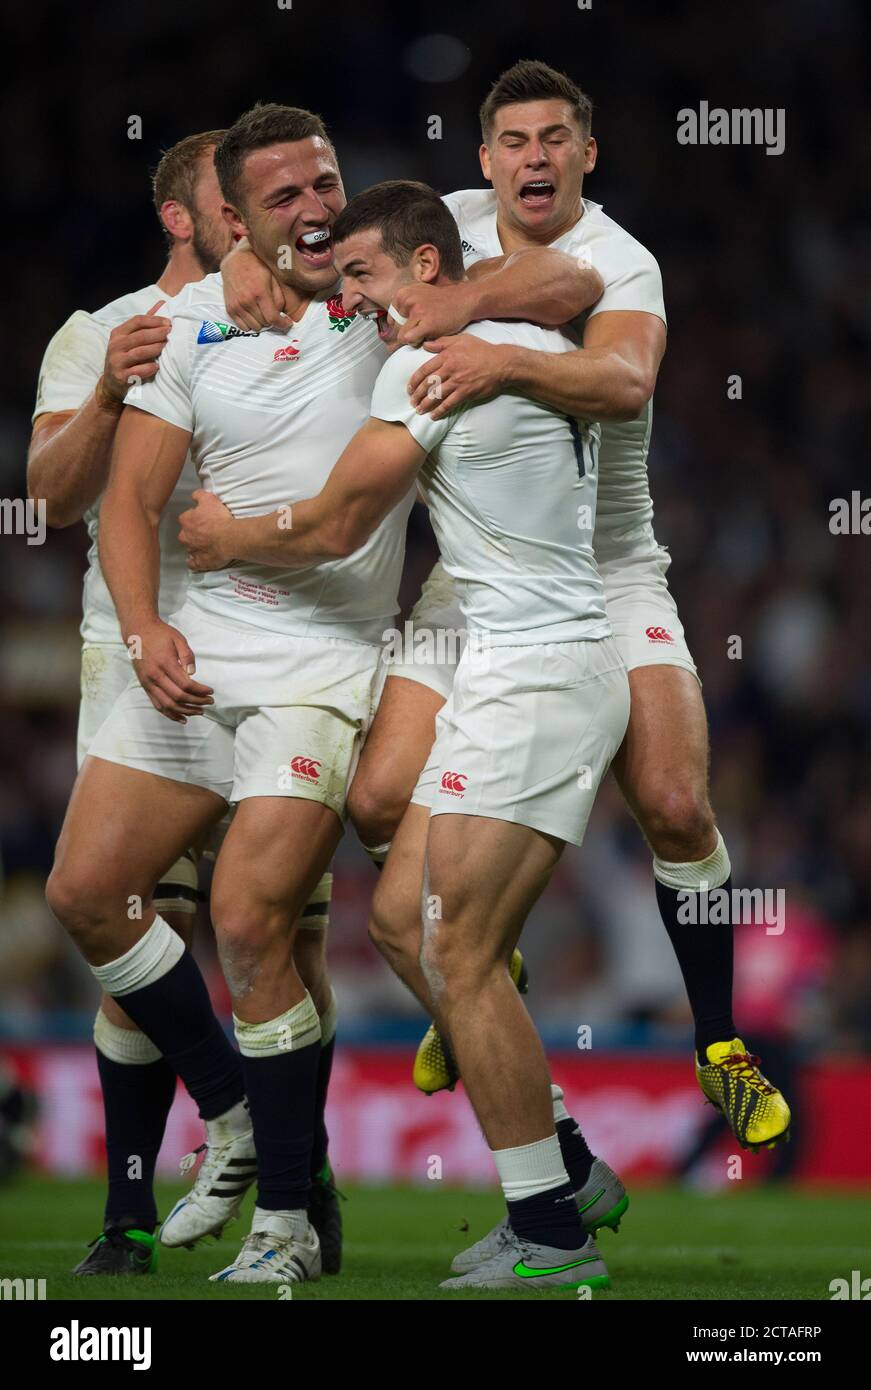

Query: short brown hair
left=214, top=102, right=331, bottom=210
left=151, top=130, right=226, bottom=243
left=333, top=180, right=465, bottom=282
left=480, top=60, right=593, bottom=142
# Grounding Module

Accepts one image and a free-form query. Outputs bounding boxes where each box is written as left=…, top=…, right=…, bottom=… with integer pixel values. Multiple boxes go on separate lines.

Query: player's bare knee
left=368, top=893, right=418, bottom=967
left=45, top=860, right=125, bottom=947
left=213, top=902, right=287, bottom=997
left=347, top=772, right=404, bottom=849
left=639, top=785, right=716, bottom=862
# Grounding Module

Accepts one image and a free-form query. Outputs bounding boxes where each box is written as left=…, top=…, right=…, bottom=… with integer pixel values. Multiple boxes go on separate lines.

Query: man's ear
left=584, top=137, right=598, bottom=175
left=480, top=142, right=492, bottom=183
left=411, top=244, right=441, bottom=284
left=221, top=201, right=249, bottom=241
left=159, top=199, right=193, bottom=244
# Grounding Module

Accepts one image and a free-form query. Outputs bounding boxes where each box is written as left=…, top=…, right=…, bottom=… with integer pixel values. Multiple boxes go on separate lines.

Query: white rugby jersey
left=443, top=189, right=666, bottom=563
left=33, top=284, right=199, bottom=645
left=370, top=319, right=608, bottom=645
left=125, top=273, right=413, bottom=642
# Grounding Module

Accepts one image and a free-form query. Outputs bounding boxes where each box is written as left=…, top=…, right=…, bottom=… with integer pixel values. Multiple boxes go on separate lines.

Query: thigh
left=55, top=755, right=226, bottom=901
left=211, top=795, right=342, bottom=923
left=612, top=664, right=711, bottom=817
left=426, top=813, right=563, bottom=960
left=352, top=674, right=445, bottom=812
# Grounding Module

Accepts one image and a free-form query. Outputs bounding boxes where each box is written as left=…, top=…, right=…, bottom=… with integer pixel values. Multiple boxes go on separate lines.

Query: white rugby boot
left=159, top=1102, right=257, bottom=1248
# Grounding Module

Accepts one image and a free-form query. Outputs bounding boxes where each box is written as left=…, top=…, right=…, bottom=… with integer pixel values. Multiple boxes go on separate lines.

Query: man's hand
left=392, top=281, right=478, bottom=348
left=131, top=618, right=214, bottom=723
left=221, top=238, right=288, bottom=332
left=179, top=489, right=237, bottom=572
left=407, top=334, right=510, bottom=419
left=97, top=302, right=170, bottom=410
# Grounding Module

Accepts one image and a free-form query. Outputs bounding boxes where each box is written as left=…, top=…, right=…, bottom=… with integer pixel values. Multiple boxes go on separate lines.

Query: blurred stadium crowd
left=0, top=0, right=869, bottom=1061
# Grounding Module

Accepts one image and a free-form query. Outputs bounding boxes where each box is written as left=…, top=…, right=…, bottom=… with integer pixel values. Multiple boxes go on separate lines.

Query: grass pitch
left=1, top=1176, right=868, bottom=1300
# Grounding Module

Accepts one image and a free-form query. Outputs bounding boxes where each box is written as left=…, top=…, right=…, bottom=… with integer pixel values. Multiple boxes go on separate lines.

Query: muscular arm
left=27, top=305, right=170, bottom=527
left=392, top=248, right=604, bottom=346
left=99, top=407, right=191, bottom=640
left=181, top=419, right=425, bottom=572
left=501, top=310, right=666, bottom=421
left=408, top=309, right=666, bottom=422
left=28, top=395, right=125, bottom=529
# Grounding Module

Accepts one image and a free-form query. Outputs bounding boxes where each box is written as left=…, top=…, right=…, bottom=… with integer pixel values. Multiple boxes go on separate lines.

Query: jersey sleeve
left=32, top=310, right=108, bottom=421
left=589, top=238, right=666, bottom=323
left=369, top=346, right=455, bottom=453
left=123, top=312, right=194, bottom=432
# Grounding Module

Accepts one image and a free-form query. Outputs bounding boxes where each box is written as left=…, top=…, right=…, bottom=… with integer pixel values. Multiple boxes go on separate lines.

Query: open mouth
left=361, top=308, right=393, bottom=342
left=295, top=227, right=334, bottom=268
left=519, top=179, right=556, bottom=208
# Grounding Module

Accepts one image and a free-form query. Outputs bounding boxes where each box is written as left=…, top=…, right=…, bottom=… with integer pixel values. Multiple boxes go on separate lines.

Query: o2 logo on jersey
left=440, top=770, right=467, bottom=797
left=645, top=625, right=675, bottom=644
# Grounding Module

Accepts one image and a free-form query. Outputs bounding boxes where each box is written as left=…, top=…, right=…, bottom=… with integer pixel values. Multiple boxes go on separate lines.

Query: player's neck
left=495, top=200, right=585, bottom=255
left=157, top=244, right=211, bottom=297
left=157, top=243, right=213, bottom=298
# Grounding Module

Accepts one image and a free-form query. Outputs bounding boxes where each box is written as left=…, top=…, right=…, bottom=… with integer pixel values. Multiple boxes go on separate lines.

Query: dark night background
left=1, top=0, right=870, bottom=1071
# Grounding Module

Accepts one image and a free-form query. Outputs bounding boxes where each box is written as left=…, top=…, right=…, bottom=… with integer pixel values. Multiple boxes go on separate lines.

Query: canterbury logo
left=273, top=341, right=300, bottom=361
left=645, top=625, right=675, bottom=643
left=440, top=771, right=467, bottom=795
left=290, top=756, right=321, bottom=781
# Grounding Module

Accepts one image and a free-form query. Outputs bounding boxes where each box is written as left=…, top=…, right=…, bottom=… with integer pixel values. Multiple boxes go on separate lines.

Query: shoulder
left=465, top=319, right=576, bottom=355
left=373, top=343, right=432, bottom=395
left=91, top=282, right=164, bottom=328
left=572, top=201, right=661, bottom=277
left=152, top=273, right=228, bottom=327
left=442, top=187, right=497, bottom=229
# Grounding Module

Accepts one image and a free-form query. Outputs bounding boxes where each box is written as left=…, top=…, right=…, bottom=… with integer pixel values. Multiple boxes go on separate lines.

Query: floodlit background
left=1, top=0, right=869, bottom=1188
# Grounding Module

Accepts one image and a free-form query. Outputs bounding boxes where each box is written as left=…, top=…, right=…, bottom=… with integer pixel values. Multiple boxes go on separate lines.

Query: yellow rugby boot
left=413, top=949, right=529, bottom=1095
left=696, top=1038, right=791, bottom=1151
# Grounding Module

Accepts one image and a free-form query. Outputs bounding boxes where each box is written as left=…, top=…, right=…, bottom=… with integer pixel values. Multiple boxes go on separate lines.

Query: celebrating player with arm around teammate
left=45, top=104, right=416, bottom=1286
left=182, top=179, right=631, bottom=1292
left=219, top=62, right=791, bottom=1163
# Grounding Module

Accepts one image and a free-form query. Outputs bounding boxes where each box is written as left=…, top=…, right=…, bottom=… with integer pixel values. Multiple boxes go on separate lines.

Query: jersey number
left=566, top=416, right=586, bottom=479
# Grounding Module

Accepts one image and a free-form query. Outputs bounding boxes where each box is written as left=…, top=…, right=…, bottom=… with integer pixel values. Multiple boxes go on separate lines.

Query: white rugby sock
left=361, top=841, right=391, bottom=866
left=205, top=1099, right=251, bottom=1146
left=653, top=828, right=731, bottom=891
left=251, top=1204, right=309, bottom=1240
left=551, top=1083, right=570, bottom=1126
left=91, top=914, right=185, bottom=997
left=492, top=1133, right=570, bottom=1203
left=93, top=1007, right=162, bottom=1065
left=233, top=994, right=321, bottom=1059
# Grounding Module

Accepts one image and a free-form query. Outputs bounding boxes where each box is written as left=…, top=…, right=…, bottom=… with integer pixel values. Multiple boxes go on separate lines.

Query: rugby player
left=44, top=103, right=600, bottom=1286
left=180, top=178, right=630, bottom=1290
left=222, top=63, right=791, bottom=1185
left=30, top=131, right=263, bottom=1276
